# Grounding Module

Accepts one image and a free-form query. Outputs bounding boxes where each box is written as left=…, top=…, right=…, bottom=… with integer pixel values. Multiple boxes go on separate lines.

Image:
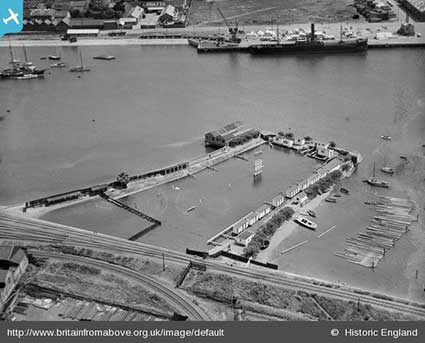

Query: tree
left=341, top=163, right=351, bottom=172
left=329, top=141, right=336, bottom=148
left=103, top=8, right=116, bottom=19
left=284, top=132, right=294, bottom=139
left=304, top=136, right=312, bottom=141
left=278, top=131, right=284, bottom=136
left=71, top=9, right=82, bottom=18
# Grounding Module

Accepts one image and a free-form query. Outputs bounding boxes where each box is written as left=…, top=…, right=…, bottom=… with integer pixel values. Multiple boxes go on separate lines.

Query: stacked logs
left=335, top=196, right=415, bottom=268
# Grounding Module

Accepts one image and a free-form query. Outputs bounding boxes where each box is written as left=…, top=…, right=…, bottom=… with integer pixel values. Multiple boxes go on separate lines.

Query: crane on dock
left=215, top=7, right=241, bottom=43
left=209, top=1, right=241, bottom=43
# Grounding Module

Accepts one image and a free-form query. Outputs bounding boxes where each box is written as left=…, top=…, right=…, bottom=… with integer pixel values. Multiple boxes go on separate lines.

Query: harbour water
left=1, top=45, right=424, bottom=300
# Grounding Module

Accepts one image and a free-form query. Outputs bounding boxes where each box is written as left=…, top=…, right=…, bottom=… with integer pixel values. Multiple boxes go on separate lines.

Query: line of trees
left=304, top=169, right=342, bottom=200
left=243, top=207, right=295, bottom=259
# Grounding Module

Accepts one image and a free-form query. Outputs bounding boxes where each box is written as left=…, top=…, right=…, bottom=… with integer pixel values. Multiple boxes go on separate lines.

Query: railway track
left=1, top=213, right=425, bottom=319
left=28, top=250, right=209, bottom=321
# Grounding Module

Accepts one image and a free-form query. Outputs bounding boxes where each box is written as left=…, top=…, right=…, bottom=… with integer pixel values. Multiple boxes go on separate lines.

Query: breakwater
left=24, top=161, right=190, bottom=211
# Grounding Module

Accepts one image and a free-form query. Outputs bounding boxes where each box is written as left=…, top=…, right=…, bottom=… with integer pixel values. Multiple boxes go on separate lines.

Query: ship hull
left=196, top=41, right=243, bottom=53
left=249, top=39, right=368, bottom=55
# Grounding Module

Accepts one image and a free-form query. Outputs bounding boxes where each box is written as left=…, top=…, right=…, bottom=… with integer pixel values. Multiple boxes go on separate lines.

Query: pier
left=98, top=192, right=161, bottom=240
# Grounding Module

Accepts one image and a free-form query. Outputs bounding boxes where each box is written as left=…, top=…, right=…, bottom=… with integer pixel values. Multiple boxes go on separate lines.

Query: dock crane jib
left=215, top=5, right=241, bottom=43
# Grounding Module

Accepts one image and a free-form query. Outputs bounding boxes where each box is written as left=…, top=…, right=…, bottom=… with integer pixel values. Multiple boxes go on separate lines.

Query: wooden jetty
left=98, top=192, right=161, bottom=240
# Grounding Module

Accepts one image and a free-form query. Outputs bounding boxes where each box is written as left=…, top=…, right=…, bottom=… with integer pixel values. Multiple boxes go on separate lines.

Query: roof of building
left=286, top=184, right=300, bottom=193
left=0, top=246, right=13, bottom=261
left=0, top=269, right=10, bottom=284
left=9, top=248, right=26, bottom=265
left=257, top=204, right=271, bottom=213
left=233, top=212, right=254, bottom=227
left=67, top=29, right=100, bottom=35
left=119, top=17, right=138, bottom=23
left=233, top=127, right=254, bottom=137
left=206, top=121, right=243, bottom=138
left=128, top=5, right=144, bottom=18
left=70, top=0, right=90, bottom=6
left=30, top=9, right=56, bottom=17
left=55, top=10, right=70, bottom=19
left=297, top=191, right=308, bottom=199
left=271, top=194, right=284, bottom=202
left=69, top=18, right=104, bottom=26
left=161, top=4, right=176, bottom=16
left=143, top=1, right=166, bottom=8
left=238, top=230, right=255, bottom=240
left=405, top=0, right=425, bottom=12
left=318, top=158, right=342, bottom=174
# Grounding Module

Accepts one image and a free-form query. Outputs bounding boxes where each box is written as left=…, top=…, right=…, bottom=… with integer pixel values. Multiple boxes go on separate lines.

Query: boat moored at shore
left=294, top=215, right=318, bottom=230
left=248, top=24, right=368, bottom=55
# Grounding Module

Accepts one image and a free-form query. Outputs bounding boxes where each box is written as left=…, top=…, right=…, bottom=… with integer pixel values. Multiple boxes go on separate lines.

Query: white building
left=295, top=191, right=309, bottom=207
left=236, top=231, right=255, bottom=247
left=271, top=194, right=285, bottom=208
left=232, top=212, right=254, bottom=234
left=294, top=138, right=306, bottom=146
left=255, top=204, right=271, bottom=221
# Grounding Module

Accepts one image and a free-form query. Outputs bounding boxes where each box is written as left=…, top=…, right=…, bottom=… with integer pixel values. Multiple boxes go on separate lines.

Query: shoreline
left=257, top=190, right=332, bottom=262
left=1, top=21, right=424, bottom=48
left=0, top=38, right=189, bottom=47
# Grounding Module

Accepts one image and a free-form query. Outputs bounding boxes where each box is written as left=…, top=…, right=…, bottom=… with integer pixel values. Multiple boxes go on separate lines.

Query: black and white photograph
left=0, top=0, right=424, bottom=342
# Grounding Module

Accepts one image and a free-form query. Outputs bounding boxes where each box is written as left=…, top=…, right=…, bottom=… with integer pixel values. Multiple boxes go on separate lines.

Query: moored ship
left=69, top=50, right=91, bottom=72
left=196, top=38, right=243, bottom=52
left=189, top=5, right=245, bottom=53
left=248, top=24, right=368, bottom=55
left=1, top=44, right=46, bottom=80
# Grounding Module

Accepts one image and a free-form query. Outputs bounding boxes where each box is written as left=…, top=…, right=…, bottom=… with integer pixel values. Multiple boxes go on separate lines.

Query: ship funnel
left=311, top=23, right=315, bottom=42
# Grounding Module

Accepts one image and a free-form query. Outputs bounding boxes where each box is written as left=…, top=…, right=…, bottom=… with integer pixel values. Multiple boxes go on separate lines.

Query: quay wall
left=25, top=161, right=190, bottom=209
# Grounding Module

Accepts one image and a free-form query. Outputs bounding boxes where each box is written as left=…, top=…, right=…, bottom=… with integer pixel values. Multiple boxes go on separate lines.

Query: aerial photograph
left=0, top=0, right=424, bottom=327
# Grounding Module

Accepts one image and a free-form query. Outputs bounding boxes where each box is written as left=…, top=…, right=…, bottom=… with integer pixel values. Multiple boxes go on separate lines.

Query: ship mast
left=276, top=23, right=280, bottom=42
left=8, top=38, right=15, bottom=66
left=79, top=49, right=83, bottom=68
left=23, top=45, right=28, bottom=63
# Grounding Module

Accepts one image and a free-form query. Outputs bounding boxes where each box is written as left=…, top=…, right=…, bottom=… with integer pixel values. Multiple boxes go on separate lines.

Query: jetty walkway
left=98, top=192, right=161, bottom=241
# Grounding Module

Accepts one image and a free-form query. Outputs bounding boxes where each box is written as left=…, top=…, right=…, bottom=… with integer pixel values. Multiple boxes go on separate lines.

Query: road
left=1, top=213, right=425, bottom=319
left=28, top=250, right=210, bottom=321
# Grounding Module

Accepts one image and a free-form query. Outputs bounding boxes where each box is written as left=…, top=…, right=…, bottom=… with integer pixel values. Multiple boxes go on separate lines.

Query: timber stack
left=335, top=196, right=415, bottom=268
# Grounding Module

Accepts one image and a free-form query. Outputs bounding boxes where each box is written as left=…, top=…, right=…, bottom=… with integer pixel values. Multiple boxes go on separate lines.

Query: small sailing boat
left=307, top=209, right=316, bottom=218
left=48, top=48, right=61, bottom=60
left=93, top=55, right=115, bottom=60
left=380, top=157, right=394, bottom=175
left=69, top=49, right=91, bottom=72
left=1, top=41, right=44, bottom=79
left=363, top=162, right=390, bottom=188
left=21, top=45, right=46, bottom=75
left=340, top=187, right=349, bottom=194
left=50, top=62, right=66, bottom=68
left=22, top=45, right=33, bottom=67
